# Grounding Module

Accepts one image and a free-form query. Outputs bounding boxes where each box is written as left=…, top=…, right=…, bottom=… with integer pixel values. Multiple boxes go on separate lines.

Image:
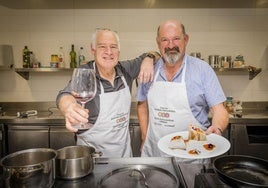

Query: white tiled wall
left=0, top=6, right=267, bottom=102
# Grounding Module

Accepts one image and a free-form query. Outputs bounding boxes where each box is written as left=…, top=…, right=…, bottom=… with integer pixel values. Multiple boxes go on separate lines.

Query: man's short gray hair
left=91, top=28, right=120, bottom=50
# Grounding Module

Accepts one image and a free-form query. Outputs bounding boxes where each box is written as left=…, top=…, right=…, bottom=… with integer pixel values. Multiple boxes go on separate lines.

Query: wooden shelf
left=14, top=68, right=74, bottom=80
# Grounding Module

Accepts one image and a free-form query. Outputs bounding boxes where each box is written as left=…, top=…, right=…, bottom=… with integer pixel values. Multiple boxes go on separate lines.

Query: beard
left=163, top=47, right=181, bottom=65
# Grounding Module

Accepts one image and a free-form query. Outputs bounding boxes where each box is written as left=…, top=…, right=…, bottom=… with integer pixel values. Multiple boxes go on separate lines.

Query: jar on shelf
left=50, top=54, right=59, bottom=68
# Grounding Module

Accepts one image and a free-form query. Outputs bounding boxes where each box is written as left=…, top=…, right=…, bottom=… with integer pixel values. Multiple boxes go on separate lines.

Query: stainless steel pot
left=0, top=148, right=57, bottom=188
left=221, top=56, right=232, bottom=68
left=56, top=145, right=100, bottom=180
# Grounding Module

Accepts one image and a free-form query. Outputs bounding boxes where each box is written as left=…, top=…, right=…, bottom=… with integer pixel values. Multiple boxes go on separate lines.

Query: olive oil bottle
left=69, top=44, right=77, bottom=68
left=22, top=46, right=30, bottom=68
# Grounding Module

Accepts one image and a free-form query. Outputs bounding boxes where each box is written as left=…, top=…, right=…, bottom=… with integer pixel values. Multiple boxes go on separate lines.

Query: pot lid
left=98, top=164, right=179, bottom=188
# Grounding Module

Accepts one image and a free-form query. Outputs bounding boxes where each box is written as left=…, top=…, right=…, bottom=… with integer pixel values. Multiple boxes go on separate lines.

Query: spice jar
left=50, top=54, right=59, bottom=68
left=208, top=55, right=220, bottom=68
left=221, top=56, right=232, bottom=68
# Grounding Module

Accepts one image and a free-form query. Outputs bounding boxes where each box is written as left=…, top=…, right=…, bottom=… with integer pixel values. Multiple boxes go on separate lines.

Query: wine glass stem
left=81, top=102, right=86, bottom=109
left=80, top=102, right=86, bottom=128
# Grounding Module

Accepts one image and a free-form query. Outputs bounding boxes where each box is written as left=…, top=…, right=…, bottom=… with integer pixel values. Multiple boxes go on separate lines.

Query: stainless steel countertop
left=1, top=102, right=268, bottom=124
left=1, top=112, right=268, bottom=124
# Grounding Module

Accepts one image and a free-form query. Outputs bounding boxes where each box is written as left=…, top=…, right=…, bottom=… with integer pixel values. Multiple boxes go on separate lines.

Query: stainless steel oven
left=7, top=125, right=49, bottom=154
left=230, top=123, right=268, bottom=160
left=49, top=126, right=76, bottom=150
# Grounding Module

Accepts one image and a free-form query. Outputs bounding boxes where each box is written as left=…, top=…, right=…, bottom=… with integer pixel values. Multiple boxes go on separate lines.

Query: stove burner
left=194, top=173, right=231, bottom=188
left=194, top=165, right=231, bottom=188
left=98, top=164, right=179, bottom=188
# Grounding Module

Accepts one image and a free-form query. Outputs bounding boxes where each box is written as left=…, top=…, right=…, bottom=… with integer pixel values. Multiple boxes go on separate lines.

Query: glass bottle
left=58, top=46, right=65, bottom=68
left=70, top=44, right=77, bottom=68
left=22, top=46, right=30, bottom=68
left=29, top=51, right=35, bottom=68
left=78, top=47, right=85, bottom=66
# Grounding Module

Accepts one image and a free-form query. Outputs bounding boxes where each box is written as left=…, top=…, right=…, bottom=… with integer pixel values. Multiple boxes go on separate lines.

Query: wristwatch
left=145, top=53, right=156, bottom=61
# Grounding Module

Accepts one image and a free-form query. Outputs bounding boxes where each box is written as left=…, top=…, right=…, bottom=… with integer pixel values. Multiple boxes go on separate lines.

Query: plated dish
left=158, top=131, right=230, bottom=159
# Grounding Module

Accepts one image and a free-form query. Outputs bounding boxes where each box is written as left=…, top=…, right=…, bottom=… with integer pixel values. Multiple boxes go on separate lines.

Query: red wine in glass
left=73, top=91, right=95, bottom=104
left=71, top=68, right=97, bottom=130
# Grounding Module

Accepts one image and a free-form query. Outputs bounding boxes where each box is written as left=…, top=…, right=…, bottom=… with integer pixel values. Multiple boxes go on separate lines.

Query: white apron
left=142, top=59, right=209, bottom=163
left=77, top=66, right=132, bottom=158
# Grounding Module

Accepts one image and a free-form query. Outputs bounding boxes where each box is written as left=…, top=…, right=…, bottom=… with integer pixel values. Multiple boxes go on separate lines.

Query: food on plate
left=188, top=149, right=201, bottom=155
left=167, top=125, right=216, bottom=155
left=188, top=124, right=207, bottom=141
left=203, top=143, right=216, bottom=151
left=169, top=135, right=186, bottom=150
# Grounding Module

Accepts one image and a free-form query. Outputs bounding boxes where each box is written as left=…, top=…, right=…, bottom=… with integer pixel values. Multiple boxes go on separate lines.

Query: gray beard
left=163, top=53, right=180, bottom=65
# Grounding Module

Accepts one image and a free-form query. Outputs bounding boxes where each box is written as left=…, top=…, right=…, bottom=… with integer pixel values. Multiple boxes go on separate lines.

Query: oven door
left=230, top=124, right=268, bottom=160
left=7, top=125, right=49, bottom=154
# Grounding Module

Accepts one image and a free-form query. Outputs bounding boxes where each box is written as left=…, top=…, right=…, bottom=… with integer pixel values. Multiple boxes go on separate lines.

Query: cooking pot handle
left=92, top=151, right=102, bottom=158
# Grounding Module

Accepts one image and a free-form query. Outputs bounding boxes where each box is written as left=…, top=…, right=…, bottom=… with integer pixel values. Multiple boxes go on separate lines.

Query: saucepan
left=56, top=145, right=102, bottom=180
left=0, top=148, right=57, bottom=188
left=213, top=155, right=268, bottom=187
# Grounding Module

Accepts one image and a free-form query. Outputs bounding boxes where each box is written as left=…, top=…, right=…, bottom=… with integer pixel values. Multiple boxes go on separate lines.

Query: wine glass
left=71, top=68, right=97, bottom=130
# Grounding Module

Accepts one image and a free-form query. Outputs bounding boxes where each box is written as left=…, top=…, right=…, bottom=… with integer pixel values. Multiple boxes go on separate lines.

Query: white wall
left=0, top=6, right=267, bottom=102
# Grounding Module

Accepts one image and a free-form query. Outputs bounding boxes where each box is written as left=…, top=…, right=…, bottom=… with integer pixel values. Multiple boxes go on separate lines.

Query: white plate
left=158, top=131, right=230, bottom=159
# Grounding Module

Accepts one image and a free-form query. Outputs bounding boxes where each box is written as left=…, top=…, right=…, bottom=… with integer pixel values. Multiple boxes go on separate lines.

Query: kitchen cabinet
left=0, top=122, right=145, bottom=157
left=13, top=67, right=262, bottom=80
left=230, top=123, right=268, bottom=160
left=129, top=123, right=141, bottom=157
left=6, top=124, right=76, bottom=154
left=7, top=125, right=49, bottom=154
left=50, top=126, right=76, bottom=150
left=4, top=121, right=140, bottom=156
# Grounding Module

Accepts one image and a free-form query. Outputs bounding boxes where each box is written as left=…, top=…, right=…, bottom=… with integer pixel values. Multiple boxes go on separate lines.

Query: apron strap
left=181, top=56, right=187, bottom=83
left=93, top=62, right=105, bottom=94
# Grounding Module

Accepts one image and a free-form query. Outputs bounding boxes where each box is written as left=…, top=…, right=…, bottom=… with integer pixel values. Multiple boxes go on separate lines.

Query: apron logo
left=158, top=112, right=170, bottom=118
left=116, top=116, right=126, bottom=123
